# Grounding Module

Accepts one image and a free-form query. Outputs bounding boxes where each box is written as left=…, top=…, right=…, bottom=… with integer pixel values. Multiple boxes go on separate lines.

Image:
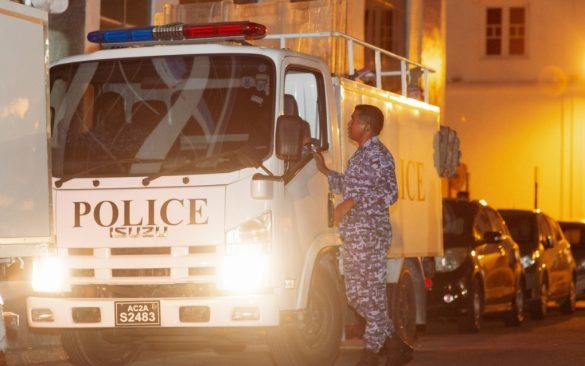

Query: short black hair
left=355, top=104, right=384, bottom=135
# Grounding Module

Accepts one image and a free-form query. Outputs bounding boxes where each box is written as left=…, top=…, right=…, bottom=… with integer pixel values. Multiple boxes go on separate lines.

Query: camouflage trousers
left=342, top=228, right=394, bottom=352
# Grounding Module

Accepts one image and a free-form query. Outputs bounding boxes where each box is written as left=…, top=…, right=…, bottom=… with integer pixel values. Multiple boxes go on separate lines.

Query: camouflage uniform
left=328, top=135, right=398, bottom=352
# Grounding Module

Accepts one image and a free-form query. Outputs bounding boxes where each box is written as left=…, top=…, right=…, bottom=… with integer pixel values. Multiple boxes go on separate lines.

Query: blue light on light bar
left=87, top=27, right=154, bottom=43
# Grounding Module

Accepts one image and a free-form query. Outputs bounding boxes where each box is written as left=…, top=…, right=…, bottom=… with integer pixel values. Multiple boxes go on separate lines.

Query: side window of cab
left=283, top=67, right=328, bottom=153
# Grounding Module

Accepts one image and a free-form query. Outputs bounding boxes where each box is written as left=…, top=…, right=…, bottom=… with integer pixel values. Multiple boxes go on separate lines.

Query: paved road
left=410, top=304, right=585, bottom=366
left=11, top=302, right=585, bottom=366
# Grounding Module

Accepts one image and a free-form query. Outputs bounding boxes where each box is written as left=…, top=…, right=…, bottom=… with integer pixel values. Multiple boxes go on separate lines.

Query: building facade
left=444, top=0, right=585, bottom=220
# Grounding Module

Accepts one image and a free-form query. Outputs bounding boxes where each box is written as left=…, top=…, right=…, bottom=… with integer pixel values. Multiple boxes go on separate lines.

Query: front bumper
left=27, top=294, right=279, bottom=328
left=426, top=271, right=471, bottom=317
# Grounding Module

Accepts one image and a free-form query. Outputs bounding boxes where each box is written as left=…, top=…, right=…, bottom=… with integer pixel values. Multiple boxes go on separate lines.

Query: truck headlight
left=219, top=212, right=271, bottom=293
left=32, top=256, right=68, bottom=293
left=435, top=247, right=468, bottom=273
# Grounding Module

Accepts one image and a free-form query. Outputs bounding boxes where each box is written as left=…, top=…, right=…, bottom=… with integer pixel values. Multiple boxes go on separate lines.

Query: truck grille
left=111, top=247, right=171, bottom=255
left=65, top=245, right=218, bottom=297
left=112, top=268, right=171, bottom=277
left=70, top=283, right=216, bottom=298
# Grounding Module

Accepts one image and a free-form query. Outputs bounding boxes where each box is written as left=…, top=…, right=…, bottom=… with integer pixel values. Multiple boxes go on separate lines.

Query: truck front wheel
left=268, top=268, right=342, bottom=366
left=61, top=329, right=143, bottom=366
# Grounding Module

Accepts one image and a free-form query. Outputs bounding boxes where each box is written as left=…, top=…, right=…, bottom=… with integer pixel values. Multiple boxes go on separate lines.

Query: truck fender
left=295, top=232, right=341, bottom=309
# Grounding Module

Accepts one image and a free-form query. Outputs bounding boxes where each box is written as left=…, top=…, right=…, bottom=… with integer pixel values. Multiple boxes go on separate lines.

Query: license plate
left=115, top=301, right=160, bottom=327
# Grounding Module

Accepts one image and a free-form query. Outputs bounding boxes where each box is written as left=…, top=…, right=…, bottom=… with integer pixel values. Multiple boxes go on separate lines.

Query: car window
left=501, top=211, right=539, bottom=253
left=473, top=208, right=492, bottom=240
left=442, top=200, right=474, bottom=248
left=486, top=208, right=504, bottom=232
left=563, top=227, right=583, bottom=248
left=546, top=216, right=564, bottom=243
left=502, top=212, right=534, bottom=243
left=538, top=214, right=553, bottom=244
left=501, top=221, right=512, bottom=236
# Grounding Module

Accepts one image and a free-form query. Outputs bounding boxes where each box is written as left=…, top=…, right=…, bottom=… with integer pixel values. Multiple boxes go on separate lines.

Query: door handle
left=327, top=192, right=335, bottom=228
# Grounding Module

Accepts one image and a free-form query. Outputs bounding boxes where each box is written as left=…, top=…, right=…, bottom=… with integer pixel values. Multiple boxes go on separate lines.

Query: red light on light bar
left=182, top=22, right=266, bottom=41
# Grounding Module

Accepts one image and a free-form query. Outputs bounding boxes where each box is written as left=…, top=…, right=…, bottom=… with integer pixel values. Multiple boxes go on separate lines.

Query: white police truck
left=26, top=21, right=444, bottom=366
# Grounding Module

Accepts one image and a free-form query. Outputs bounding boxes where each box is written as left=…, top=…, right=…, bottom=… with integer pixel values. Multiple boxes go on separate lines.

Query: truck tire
left=61, top=329, right=143, bottom=366
left=388, top=265, right=417, bottom=354
left=268, top=268, right=342, bottom=366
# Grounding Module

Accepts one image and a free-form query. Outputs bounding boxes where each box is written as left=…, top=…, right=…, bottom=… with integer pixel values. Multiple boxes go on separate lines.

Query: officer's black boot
left=385, top=335, right=414, bottom=366
left=355, top=348, right=379, bottom=366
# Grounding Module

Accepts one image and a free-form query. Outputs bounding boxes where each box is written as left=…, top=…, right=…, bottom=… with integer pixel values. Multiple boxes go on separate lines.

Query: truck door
left=279, top=60, right=333, bottom=301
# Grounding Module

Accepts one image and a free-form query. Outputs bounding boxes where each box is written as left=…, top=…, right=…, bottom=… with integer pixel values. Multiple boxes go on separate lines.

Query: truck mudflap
left=27, top=295, right=279, bottom=328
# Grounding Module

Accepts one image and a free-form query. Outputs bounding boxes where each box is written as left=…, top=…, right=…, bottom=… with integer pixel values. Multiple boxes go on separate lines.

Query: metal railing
left=263, top=31, right=435, bottom=104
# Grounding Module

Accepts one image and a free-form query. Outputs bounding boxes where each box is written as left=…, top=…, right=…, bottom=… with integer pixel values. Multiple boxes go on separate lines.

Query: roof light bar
left=87, top=21, right=266, bottom=45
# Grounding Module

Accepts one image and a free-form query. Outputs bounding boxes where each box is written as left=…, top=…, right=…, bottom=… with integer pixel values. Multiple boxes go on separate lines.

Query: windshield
left=442, top=201, right=474, bottom=248
left=561, top=225, right=584, bottom=248
left=50, top=54, right=275, bottom=178
left=500, top=212, right=538, bottom=253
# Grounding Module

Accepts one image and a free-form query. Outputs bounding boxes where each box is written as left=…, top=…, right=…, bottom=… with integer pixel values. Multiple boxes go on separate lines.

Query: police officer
left=314, top=104, right=404, bottom=366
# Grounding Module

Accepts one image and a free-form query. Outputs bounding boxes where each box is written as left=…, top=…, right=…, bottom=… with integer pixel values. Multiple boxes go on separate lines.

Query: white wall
left=444, top=0, right=585, bottom=221
left=446, top=0, right=585, bottom=83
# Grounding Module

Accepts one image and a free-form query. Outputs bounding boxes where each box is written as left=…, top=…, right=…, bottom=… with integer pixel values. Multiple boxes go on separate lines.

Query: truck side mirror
left=276, top=115, right=303, bottom=161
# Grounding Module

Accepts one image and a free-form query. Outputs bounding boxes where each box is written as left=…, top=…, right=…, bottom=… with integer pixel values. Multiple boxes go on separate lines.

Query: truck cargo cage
left=263, top=31, right=434, bottom=104
left=164, top=0, right=434, bottom=104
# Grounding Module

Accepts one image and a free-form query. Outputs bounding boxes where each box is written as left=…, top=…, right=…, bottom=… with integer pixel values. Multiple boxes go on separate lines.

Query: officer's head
left=354, top=104, right=384, bottom=135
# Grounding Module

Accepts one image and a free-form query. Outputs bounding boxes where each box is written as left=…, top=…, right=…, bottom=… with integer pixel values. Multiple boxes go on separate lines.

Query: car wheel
left=61, top=329, right=143, bottom=366
left=531, top=280, right=548, bottom=320
left=458, top=278, right=483, bottom=333
left=268, top=267, right=342, bottom=366
left=503, top=280, right=525, bottom=326
left=560, top=278, right=577, bottom=314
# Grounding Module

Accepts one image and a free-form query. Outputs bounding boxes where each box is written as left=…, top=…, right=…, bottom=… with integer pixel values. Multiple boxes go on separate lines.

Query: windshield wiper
left=142, top=146, right=273, bottom=185
left=55, top=158, right=163, bottom=187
